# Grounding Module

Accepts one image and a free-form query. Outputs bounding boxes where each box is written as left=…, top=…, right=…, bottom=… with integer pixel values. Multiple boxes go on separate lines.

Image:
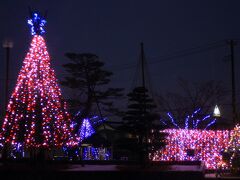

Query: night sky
left=0, top=0, right=240, bottom=122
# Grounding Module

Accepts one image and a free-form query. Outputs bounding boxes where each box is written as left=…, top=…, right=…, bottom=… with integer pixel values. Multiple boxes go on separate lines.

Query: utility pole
left=141, top=42, right=146, bottom=89
left=140, top=42, right=149, bottom=165
left=228, top=40, right=237, bottom=125
left=2, top=40, right=13, bottom=111
left=2, top=39, right=13, bottom=161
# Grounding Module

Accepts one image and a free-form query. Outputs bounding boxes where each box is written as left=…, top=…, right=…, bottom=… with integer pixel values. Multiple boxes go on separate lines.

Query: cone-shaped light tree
left=0, top=12, right=75, bottom=149
left=79, top=118, right=95, bottom=141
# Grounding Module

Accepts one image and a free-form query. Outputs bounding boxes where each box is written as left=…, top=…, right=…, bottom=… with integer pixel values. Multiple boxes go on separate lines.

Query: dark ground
left=2, top=160, right=240, bottom=179
left=0, top=161, right=205, bottom=180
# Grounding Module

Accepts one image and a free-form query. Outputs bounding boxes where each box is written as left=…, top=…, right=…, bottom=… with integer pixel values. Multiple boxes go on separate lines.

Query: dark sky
left=0, top=0, right=240, bottom=121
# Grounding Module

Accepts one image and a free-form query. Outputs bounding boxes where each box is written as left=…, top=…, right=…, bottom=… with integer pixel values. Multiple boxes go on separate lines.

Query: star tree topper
left=27, top=11, right=47, bottom=35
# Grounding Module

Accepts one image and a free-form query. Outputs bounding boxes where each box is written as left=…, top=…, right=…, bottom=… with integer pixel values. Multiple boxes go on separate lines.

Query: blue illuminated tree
left=79, top=118, right=95, bottom=141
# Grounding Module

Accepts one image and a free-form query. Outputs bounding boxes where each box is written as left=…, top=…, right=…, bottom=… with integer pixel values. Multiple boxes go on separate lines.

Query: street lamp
left=213, top=105, right=221, bottom=118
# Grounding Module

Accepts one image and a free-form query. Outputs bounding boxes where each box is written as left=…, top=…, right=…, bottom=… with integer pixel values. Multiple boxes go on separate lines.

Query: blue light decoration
left=81, top=146, right=111, bottom=160
left=104, top=149, right=111, bottom=160
left=82, top=146, right=98, bottom=160
left=27, top=12, right=47, bottom=35
left=190, top=108, right=201, bottom=129
left=91, top=115, right=107, bottom=125
left=91, top=147, right=99, bottom=160
left=202, top=115, right=211, bottom=121
left=79, top=118, right=95, bottom=140
left=159, top=119, right=167, bottom=126
left=72, top=111, right=107, bottom=141
left=167, top=112, right=180, bottom=129
left=9, top=142, right=24, bottom=159
left=194, top=119, right=200, bottom=129
left=74, top=111, right=107, bottom=126
left=162, top=108, right=216, bottom=130
left=185, top=115, right=190, bottom=129
left=83, top=147, right=88, bottom=160
left=204, top=119, right=216, bottom=130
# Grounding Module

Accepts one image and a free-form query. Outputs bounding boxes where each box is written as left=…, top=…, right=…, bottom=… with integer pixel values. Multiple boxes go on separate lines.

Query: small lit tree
left=79, top=118, right=95, bottom=141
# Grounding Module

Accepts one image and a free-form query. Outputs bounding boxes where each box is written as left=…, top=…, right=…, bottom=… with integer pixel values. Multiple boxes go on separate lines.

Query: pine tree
left=61, top=53, right=124, bottom=132
left=123, top=86, right=162, bottom=163
left=0, top=12, right=75, bottom=155
left=123, top=87, right=157, bottom=135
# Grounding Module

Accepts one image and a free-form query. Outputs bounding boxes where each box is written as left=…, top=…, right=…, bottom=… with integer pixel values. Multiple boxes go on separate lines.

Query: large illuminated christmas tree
left=0, top=12, right=74, bottom=150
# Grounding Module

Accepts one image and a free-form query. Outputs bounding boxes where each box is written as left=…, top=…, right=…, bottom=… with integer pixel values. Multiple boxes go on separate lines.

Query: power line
left=44, top=39, right=230, bottom=78
left=109, top=40, right=227, bottom=71
left=2, top=40, right=232, bottom=81
left=148, top=44, right=225, bottom=64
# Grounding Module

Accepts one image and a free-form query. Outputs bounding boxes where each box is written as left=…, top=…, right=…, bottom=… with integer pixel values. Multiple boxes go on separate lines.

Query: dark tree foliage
left=122, top=86, right=165, bottom=163
left=123, top=87, right=157, bottom=135
left=61, top=53, right=124, bottom=132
